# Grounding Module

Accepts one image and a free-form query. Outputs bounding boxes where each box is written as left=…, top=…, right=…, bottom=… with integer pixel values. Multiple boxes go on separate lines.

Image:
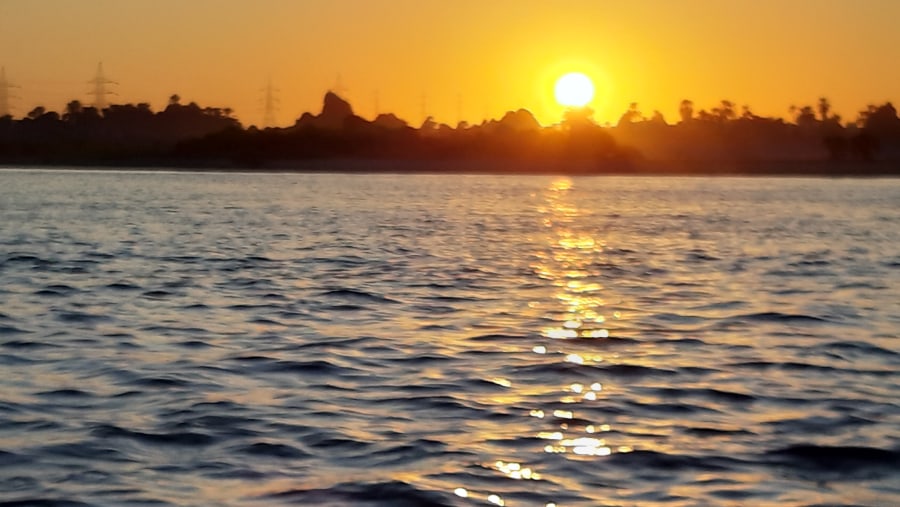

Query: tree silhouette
left=817, top=97, right=831, bottom=122
left=795, top=105, right=817, bottom=128
left=617, top=103, right=642, bottom=126
left=740, top=104, right=756, bottom=119
left=27, top=106, right=46, bottom=120
left=679, top=99, right=693, bottom=123
left=859, top=102, right=899, bottom=132
left=711, top=100, right=735, bottom=122
left=562, top=107, right=596, bottom=131
left=64, top=100, right=83, bottom=121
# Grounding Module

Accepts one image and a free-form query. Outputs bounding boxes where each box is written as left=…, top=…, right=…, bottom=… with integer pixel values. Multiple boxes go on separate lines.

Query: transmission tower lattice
left=89, top=62, right=116, bottom=110
left=261, top=78, right=279, bottom=128
left=332, top=73, right=348, bottom=97
left=0, top=67, right=19, bottom=117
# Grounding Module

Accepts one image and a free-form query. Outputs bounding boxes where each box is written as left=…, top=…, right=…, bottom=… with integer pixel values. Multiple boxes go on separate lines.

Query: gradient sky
left=1, top=0, right=898, bottom=127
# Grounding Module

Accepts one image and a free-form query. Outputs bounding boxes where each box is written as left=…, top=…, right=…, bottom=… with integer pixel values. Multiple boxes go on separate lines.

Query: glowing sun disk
left=554, top=72, right=595, bottom=107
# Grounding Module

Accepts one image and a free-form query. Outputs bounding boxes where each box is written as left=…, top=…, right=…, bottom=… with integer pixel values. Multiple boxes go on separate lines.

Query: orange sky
left=1, top=0, right=898, bottom=127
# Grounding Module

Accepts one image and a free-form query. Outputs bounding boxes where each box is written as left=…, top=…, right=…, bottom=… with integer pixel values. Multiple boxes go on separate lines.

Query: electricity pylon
left=261, top=78, right=279, bottom=128
left=89, top=62, right=116, bottom=110
left=0, top=67, right=19, bottom=117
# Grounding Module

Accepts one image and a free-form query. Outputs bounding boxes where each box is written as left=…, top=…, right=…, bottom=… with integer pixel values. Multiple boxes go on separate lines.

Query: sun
left=554, top=72, right=595, bottom=108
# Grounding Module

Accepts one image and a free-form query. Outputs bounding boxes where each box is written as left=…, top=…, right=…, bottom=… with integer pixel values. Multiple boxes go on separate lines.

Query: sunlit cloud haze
left=1, top=0, right=898, bottom=126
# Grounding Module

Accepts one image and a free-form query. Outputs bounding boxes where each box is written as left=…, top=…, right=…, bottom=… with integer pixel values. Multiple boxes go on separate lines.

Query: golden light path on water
left=532, top=179, right=632, bottom=461
left=454, top=178, right=631, bottom=506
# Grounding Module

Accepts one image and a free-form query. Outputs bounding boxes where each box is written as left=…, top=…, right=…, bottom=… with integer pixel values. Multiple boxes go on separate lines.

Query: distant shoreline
left=2, top=158, right=898, bottom=177
left=4, top=93, right=899, bottom=177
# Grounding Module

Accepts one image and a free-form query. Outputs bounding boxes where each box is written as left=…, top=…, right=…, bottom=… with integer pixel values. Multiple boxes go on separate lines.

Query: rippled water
left=1, top=169, right=898, bottom=506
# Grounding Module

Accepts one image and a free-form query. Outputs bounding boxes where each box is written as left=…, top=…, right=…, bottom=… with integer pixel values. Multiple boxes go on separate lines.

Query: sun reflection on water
left=457, top=178, right=632, bottom=505
left=498, top=177, right=631, bottom=503
left=534, top=179, right=633, bottom=467
left=537, top=179, right=628, bottom=431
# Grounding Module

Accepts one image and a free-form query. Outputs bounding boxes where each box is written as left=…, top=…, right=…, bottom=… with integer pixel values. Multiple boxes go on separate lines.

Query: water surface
left=1, top=170, right=898, bottom=506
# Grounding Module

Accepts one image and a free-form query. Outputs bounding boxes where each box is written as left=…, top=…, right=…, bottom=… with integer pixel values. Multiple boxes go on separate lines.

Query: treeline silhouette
left=1, top=92, right=898, bottom=175
left=0, top=95, right=239, bottom=165
left=175, top=93, right=636, bottom=173
left=611, top=99, right=899, bottom=173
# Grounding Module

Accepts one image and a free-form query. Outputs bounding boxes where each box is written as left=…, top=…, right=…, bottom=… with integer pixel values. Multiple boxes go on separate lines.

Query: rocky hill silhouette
left=294, top=91, right=356, bottom=130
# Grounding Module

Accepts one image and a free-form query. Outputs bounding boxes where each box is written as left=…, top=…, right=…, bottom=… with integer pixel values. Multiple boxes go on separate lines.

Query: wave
left=601, top=363, right=679, bottom=377
left=818, top=340, right=899, bottom=357
left=37, top=442, right=133, bottom=462
left=0, top=449, right=33, bottom=467
left=466, top=333, right=530, bottom=342
left=683, top=426, right=756, bottom=436
left=35, top=389, right=93, bottom=398
left=645, top=386, right=758, bottom=403
left=233, top=442, right=309, bottom=459
left=0, top=324, right=32, bottom=336
left=607, top=449, right=745, bottom=472
left=765, top=444, right=900, bottom=475
left=319, top=288, right=402, bottom=304
left=261, top=480, right=452, bottom=507
left=723, top=311, right=831, bottom=324
left=245, top=358, right=361, bottom=376
left=128, top=376, right=193, bottom=388
left=33, top=284, right=80, bottom=297
left=54, top=311, right=109, bottom=324
left=141, top=289, right=176, bottom=298
left=105, top=281, right=140, bottom=290
left=0, top=500, right=96, bottom=507
left=90, top=424, right=217, bottom=447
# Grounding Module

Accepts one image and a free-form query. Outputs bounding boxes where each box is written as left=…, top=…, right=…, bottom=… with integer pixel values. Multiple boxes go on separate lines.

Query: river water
left=1, top=169, right=898, bottom=506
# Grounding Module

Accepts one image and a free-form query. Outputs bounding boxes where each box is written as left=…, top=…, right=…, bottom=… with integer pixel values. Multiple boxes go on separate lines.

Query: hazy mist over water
left=1, top=170, right=898, bottom=506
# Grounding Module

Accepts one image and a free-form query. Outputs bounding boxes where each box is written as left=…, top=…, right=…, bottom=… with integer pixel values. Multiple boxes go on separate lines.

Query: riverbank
left=2, top=157, right=898, bottom=176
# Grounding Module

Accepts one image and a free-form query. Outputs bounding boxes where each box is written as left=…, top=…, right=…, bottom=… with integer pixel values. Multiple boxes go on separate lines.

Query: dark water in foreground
left=1, top=170, right=898, bottom=506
